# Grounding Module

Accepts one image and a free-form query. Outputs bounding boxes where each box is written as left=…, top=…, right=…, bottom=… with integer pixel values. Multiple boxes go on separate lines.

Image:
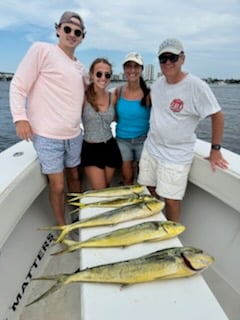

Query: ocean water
left=0, top=81, right=239, bottom=154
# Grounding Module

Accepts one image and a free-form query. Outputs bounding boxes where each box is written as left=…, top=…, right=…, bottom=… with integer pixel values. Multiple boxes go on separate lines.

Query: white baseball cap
left=123, top=52, right=144, bottom=66
left=158, top=38, right=184, bottom=56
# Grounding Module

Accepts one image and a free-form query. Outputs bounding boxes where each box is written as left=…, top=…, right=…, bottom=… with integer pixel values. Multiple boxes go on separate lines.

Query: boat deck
left=20, top=246, right=80, bottom=320
left=19, top=171, right=122, bottom=320
left=2, top=142, right=238, bottom=320
left=20, top=182, right=229, bottom=320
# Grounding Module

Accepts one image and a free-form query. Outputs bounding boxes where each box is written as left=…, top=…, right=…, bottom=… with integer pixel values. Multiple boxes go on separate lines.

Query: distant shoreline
left=203, top=78, right=240, bottom=84
left=0, top=73, right=14, bottom=81
left=0, top=74, right=240, bottom=84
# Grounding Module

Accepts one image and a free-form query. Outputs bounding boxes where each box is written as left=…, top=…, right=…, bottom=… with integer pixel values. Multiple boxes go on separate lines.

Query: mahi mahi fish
left=41, top=200, right=164, bottom=243
left=68, top=194, right=156, bottom=214
left=68, top=184, right=145, bottom=202
left=26, top=246, right=214, bottom=306
left=52, top=221, right=185, bottom=255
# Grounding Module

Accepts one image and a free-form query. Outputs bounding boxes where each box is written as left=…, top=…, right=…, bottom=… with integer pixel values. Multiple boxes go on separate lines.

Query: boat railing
left=190, top=139, right=240, bottom=212
left=0, top=141, right=47, bottom=249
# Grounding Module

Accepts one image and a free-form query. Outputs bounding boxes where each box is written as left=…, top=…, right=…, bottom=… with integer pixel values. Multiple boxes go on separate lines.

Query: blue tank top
left=115, top=88, right=150, bottom=139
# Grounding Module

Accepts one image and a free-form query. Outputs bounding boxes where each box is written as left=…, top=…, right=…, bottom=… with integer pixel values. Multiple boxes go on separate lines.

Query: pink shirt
left=10, top=42, right=88, bottom=139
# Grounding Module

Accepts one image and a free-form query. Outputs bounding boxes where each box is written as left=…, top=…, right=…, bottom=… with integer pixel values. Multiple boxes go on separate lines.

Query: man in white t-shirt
left=138, top=38, right=228, bottom=222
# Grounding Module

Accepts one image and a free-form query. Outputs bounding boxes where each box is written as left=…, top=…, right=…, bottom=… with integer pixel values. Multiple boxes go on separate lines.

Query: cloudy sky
left=0, top=0, right=239, bottom=79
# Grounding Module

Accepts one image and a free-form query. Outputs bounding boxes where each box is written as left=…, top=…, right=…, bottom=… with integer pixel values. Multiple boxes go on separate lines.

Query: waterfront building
left=144, top=64, right=154, bottom=81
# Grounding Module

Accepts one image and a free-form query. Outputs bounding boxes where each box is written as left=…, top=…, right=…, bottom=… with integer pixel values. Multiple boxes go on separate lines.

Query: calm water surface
left=0, top=81, right=239, bottom=154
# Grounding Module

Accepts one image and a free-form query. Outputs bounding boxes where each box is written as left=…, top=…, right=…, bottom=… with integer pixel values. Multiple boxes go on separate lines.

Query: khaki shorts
left=137, top=148, right=191, bottom=200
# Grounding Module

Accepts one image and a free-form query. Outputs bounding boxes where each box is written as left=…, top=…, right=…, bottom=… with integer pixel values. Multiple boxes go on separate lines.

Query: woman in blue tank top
left=114, top=52, right=151, bottom=185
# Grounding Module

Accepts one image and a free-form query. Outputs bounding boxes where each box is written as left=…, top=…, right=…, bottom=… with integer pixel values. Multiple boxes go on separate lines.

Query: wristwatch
left=211, top=144, right=221, bottom=150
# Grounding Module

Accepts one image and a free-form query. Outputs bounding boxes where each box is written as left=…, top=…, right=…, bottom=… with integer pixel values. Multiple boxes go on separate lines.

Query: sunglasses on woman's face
left=158, top=53, right=181, bottom=64
left=95, top=71, right=111, bottom=79
left=63, top=25, right=83, bottom=37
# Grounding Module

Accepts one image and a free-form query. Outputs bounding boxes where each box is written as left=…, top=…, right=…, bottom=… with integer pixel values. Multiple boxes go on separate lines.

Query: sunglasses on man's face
left=158, top=53, right=181, bottom=64
left=95, top=71, right=111, bottom=79
left=63, top=25, right=83, bottom=37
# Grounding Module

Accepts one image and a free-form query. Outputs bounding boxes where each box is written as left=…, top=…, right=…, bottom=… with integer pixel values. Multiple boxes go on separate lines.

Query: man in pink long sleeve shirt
left=10, top=11, right=88, bottom=226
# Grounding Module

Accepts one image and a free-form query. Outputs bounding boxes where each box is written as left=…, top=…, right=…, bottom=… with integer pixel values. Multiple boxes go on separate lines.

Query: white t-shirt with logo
left=145, top=73, right=221, bottom=164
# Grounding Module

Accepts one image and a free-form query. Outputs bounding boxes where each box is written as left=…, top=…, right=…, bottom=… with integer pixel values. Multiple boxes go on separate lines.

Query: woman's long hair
left=139, top=76, right=151, bottom=107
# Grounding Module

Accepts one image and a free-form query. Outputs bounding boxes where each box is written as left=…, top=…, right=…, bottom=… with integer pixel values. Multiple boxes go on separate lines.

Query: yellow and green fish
left=68, top=194, right=157, bottom=214
left=68, top=184, right=145, bottom=202
left=41, top=200, right=164, bottom=243
left=26, top=246, right=214, bottom=306
left=52, top=220, right=185, bottom=255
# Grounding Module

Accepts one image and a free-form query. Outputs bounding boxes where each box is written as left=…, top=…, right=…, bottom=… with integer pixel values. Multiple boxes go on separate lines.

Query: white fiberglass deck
left=79, top=195, right=228, bottom=320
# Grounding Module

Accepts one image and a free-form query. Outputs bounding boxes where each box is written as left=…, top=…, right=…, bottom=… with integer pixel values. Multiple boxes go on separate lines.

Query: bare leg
left=47, top=172, right=65, bottom=226
left=65, top=166, right=81, bottom=221
left=65, top=166, right=81, bottom=193
left=164, top=198, right=181, bottom=222
left=146, top=187, right=181, bottom=221
left=147, top=186, right=158, bottom=198
left=122, top=160, right=134, bottom=185
left=85, top=166, right=108, bottom=189
left=104, top=166, right=115, bottom=187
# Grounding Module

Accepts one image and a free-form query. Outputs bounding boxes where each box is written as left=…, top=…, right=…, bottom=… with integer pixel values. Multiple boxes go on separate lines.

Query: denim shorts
left=32, top=134, right=83, bottom=174
left=116, top=135, right=147, bottom=162
left=138, top=147, right=191, bottom=200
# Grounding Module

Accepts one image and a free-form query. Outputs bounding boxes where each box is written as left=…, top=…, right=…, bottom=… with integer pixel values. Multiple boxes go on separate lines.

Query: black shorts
left=81, top=137, right=122, bottom=169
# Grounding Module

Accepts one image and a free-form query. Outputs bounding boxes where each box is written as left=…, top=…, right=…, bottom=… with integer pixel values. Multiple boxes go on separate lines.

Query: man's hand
left=206, top=150, right=229, bottom=172
left=15, top=120, right=33, bottom=141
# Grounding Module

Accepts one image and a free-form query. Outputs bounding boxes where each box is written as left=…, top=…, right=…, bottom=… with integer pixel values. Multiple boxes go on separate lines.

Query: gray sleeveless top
left=82, top=93, right=115, bottom=143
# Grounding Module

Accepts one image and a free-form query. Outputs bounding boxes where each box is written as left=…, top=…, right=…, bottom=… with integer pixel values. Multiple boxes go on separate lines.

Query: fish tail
left=38, top=225, right=65, bottom=231
left=61, top=239, right=79, bottom=246
left=51, top=248, right=70, bottom=256
left=67, top=193, right=84, bottom=201
left=53, top=225, right=72, bottom=243
left=25, top=275, right=69, bottom=307
left=68, top=207, right=81, bottom=215
left=54, top=221, right=82, bottom=243
left=51, top=239, right=79, bottom=256
left=51, top=245, right=81, bottom=255
left=54, top=230, right=70, bottom=243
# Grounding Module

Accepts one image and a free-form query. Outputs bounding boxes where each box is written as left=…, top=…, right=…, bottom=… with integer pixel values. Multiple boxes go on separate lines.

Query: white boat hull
left=0, top=139, right=239, bottom=320
left=180, top=140, right=240, bottom=319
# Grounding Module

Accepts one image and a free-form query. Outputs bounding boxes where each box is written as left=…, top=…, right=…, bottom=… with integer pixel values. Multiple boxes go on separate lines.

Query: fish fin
left=120, top=283, right=129, bottom=289
left=25, top=275, right=68, bottom=307
left=143, top=234, right=171, bottom=243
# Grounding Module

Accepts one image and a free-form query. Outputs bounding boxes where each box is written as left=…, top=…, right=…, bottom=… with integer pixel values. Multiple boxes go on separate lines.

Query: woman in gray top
left=81, top=58, right=122, bottom=189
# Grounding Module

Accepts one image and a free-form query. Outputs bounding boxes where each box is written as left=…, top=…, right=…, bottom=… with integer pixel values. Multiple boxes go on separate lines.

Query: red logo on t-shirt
left=170, top=99, right=184, bottom=112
